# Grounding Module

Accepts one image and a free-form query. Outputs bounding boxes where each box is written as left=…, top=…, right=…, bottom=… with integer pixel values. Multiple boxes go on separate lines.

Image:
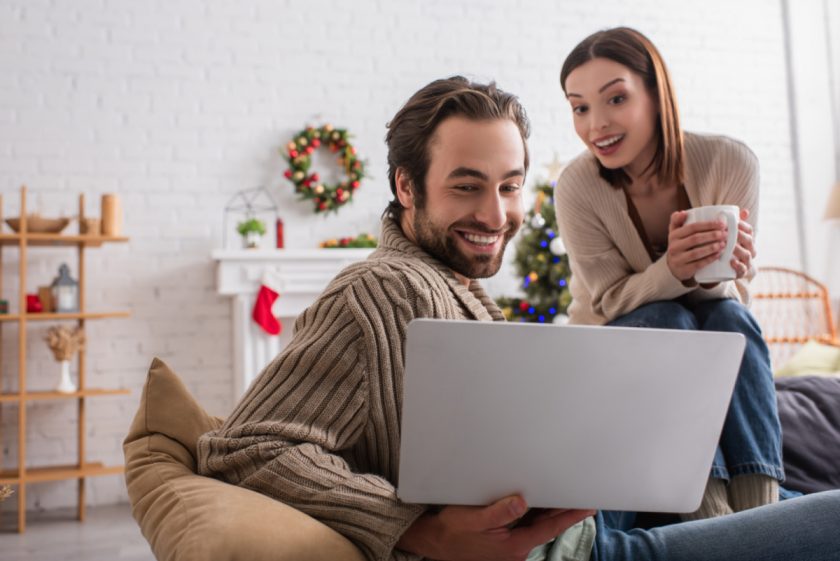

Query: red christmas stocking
left=252, top=273, right=283, bottom=336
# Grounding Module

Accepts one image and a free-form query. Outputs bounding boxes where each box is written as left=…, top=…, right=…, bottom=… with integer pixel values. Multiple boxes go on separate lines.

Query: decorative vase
left=56, top=360, right=77, bottom=393
left=244, top=231, right=262, bottom=249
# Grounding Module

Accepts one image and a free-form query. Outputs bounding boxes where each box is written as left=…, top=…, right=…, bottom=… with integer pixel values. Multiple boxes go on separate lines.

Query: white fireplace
left=212, top=248, right=374, bottom=400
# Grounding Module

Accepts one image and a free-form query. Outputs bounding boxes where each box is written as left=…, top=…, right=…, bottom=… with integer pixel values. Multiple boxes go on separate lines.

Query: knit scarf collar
left=375, top=217, right=505, bottom=322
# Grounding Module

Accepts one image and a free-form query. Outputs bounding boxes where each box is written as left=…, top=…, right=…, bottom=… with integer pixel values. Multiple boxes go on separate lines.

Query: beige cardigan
left=554, top=132, right=758, bottom=326
left=197, top=218, right=507, bottom=561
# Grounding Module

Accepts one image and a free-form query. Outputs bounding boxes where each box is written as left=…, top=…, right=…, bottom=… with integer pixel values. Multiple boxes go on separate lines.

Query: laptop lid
left=397, top=319, right=745, bottom=512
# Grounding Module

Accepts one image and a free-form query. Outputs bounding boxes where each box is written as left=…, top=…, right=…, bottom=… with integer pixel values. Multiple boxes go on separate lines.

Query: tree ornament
left=282, top=124, right=366, bottom=214
left=553, top=313, right=570, bottom=325
left=530, top=213, right=546, bottom=229
left=544, top=153, right=566, bottom=184
left=550, top=236, right=566, bottom=256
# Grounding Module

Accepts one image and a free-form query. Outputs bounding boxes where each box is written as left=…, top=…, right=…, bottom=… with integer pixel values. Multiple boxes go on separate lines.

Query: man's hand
left=396, top=495, right=595, bottom=561
left=666, top=211, right=727, bottom=282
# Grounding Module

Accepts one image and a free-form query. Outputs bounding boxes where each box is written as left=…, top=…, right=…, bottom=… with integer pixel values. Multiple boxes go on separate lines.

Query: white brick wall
left=0, top=0, right=820, bottom=511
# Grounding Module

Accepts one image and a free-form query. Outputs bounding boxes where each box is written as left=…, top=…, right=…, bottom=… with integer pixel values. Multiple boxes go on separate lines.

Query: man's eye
left=454, top=184, right=478, bottom=192
left=502, top=184, right=521, bottom=193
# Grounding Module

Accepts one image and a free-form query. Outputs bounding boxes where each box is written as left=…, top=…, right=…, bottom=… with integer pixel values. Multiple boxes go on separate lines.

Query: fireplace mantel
left=212, top=248, right=374, bottom=399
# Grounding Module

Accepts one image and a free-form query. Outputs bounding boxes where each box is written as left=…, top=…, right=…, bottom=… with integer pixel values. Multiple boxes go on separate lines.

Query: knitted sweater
left=554, top=132, right=759, bottom=325
left=197, top=218, right=506, bottom=561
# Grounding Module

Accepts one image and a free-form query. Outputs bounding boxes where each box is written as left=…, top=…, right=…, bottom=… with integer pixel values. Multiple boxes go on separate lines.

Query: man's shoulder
left=326, top=250, right=447, bottom=299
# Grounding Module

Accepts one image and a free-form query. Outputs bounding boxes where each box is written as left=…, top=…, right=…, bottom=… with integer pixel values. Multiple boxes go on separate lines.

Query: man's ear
left=395, top=168, right=415, bottom=210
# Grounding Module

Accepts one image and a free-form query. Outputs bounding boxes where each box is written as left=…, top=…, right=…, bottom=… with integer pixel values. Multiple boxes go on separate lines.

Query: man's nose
left=474, top=191, right=507, bottom=230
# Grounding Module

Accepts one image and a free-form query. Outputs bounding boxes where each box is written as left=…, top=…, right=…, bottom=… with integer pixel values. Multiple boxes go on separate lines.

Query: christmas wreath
left=282, top=124, right=365, bottom=214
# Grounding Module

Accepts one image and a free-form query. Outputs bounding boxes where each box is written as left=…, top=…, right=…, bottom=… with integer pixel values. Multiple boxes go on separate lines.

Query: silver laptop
left=397, top=319, right=746, bottom=512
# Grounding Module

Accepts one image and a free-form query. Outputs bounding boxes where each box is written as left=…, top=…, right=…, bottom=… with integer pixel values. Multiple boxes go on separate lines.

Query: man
left=198, top=77, right=840, bottom=561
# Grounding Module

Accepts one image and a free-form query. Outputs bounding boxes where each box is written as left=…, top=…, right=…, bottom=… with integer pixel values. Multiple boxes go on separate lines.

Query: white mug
left=684, top=205, right=739, bottom=283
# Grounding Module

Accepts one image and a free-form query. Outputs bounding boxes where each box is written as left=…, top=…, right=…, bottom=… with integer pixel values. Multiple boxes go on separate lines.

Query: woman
left=553, top=26, right=784, bottom=526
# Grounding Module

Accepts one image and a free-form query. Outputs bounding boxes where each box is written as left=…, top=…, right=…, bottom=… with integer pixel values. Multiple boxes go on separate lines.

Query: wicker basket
left=5, top=215, right=70, bottom=234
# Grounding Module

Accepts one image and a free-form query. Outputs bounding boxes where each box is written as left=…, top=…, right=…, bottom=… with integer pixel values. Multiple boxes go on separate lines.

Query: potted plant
left=237, top=218, right=266, bottom=249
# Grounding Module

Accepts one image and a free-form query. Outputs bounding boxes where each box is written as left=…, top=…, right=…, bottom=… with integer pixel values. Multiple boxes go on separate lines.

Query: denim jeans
left=606, top=298, right=784, bottom=483
left=587, top=490, right=840, bottom=561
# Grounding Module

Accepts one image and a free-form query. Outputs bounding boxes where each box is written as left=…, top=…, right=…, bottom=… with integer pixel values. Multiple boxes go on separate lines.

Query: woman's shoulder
left=555, top=150, right=601, bottom=202
left=684, top=131, right=758, bottom=171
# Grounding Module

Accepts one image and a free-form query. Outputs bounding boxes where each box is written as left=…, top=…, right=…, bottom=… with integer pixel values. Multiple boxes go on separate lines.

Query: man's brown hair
left=384, top=76, right=531, bottom=219
left=560, top=27, right=684, bottom=189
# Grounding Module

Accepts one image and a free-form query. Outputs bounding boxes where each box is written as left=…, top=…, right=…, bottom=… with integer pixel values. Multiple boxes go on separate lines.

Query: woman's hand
left=730, top=208, right=756, bottom=279
left=666, top=211, right=728, bottom=282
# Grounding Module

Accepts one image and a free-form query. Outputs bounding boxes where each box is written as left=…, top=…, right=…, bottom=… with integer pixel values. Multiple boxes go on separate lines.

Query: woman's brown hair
left=560, top=27, right=684, bottom=189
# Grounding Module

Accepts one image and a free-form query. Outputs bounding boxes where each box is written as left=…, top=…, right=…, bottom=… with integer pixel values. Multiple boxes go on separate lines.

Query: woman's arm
left=690, top=138, right=760, bottom=304
left=554, top=172, right=693, bottom=323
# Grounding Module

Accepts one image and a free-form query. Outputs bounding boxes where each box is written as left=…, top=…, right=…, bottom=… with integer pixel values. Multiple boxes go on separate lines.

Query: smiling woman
left=552, top=25, right=786, bottom=551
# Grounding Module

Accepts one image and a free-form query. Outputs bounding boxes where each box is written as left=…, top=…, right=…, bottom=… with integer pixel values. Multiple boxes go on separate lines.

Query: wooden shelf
left=0, top=388, right=131, bottom=403
left=1, top=186, right=131, bottom=533
left=0, top=311, right=131, bottom=322
left=0, top=463, right=125, bottom=485
left=0, top=233, right=128, bottom=247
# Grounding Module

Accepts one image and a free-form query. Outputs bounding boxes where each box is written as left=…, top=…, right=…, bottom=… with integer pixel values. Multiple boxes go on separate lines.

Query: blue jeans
left=588, top=490, right=840, bottom=560
left=607, top=299, right=784, bottom=483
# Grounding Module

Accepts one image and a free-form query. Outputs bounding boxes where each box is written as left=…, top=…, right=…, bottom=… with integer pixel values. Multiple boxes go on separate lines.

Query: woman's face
left=564, top=57, right=659, bottom=179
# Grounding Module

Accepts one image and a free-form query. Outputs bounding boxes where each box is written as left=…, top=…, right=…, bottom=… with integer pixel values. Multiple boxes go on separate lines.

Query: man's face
left=401, top=116, right=526, bottom=281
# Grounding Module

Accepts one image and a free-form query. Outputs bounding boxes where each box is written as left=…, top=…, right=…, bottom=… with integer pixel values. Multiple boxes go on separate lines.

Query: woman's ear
left=395, top=168, right=415, bottom=210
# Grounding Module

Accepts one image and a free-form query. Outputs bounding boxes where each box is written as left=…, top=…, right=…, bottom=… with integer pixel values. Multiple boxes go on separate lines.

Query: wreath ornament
left=282, top=124, right=365, bottom=214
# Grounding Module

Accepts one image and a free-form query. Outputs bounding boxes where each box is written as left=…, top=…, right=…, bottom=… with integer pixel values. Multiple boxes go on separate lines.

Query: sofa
left=123, top=358, right=367, bottom=561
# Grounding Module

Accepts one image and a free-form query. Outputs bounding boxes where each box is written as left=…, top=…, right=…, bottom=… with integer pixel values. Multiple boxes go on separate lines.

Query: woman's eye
left=608, top=94, right=626, bottom=105
left=572, top=105, right=588, bottom=115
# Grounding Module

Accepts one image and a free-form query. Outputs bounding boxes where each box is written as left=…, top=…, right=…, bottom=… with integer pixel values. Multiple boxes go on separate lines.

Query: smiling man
left=394, top=116, right=525, bottom=283
left=197, top=76, right=592, bottom=561
left=197, top=77, right=840, bottom=561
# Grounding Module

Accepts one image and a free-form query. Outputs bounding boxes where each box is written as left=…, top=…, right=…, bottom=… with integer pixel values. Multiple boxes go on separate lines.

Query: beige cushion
left=774, top=340, right=840, bottom=378
left=124, top=357, right=366, bottom=561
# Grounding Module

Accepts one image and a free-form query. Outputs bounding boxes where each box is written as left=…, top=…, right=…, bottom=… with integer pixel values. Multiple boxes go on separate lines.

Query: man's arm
left=198, top=283, right=425, bottom=561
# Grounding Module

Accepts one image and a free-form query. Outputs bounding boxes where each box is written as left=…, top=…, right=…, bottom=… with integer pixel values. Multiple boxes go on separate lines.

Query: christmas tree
left=497, top=180, right=572, bottom=324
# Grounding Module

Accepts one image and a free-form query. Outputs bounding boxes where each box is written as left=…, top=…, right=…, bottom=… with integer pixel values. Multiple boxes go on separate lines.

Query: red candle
left=275, top=218, right=285, bottom=249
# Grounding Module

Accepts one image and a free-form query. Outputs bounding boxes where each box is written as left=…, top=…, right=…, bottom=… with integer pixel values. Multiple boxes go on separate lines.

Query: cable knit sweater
left=554, top=132, right=759, bottom=325
left=197, top=218, right=506, bottom=561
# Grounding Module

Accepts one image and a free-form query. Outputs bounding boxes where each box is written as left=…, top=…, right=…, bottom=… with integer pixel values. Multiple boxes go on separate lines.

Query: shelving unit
left=0, top=185, right=130, bottom=532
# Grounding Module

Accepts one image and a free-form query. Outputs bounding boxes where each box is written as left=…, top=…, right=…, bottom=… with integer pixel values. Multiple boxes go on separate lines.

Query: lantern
left=223, top=187, right=281, bottom=250
left=51, top=263, right=79, bottom=313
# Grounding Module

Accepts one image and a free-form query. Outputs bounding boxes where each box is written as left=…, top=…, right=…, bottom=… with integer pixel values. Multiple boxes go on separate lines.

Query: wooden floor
left=0, top=503, right=155, bottom=561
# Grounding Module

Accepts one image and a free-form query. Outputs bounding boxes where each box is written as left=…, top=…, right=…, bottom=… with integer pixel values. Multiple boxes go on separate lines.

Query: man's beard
left=412, top=207, right=518, bottom=279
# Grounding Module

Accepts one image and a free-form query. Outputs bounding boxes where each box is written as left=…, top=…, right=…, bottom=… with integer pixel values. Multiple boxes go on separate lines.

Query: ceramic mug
left=684, top=205, right=739, bottom=283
